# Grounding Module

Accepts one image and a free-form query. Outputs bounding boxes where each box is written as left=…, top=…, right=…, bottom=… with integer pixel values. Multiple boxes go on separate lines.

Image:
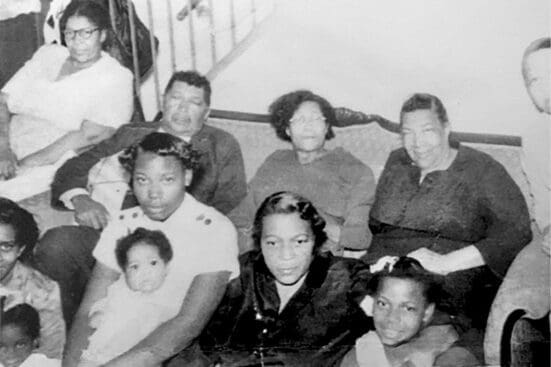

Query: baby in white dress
left=81, top=228, right=181, bottom=366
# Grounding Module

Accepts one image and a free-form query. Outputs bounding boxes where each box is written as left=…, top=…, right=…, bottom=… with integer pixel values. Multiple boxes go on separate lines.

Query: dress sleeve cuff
left=59, top=188, right=90, bottom=210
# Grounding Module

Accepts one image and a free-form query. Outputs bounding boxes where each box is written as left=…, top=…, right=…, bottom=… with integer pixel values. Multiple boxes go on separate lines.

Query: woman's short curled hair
left=0, top=197, right=39, bottom=261
left=522, top=37, right=551, bottom=75
left=115, top=227, right=173, bottom=270
left=252, top=191, right=327, bottom=254
left=3, top=303, right=41, bottom=341
left=399, top=93, right=449, bottom=127
left=118, top=132, right=201, bottom=175
left=60, top=1, right=111, bottom=46
left=268, top=90, right=337, bottom=142
left=523, top=37, right=551, bottom=59
left=367, top=256, right=444, bottom=306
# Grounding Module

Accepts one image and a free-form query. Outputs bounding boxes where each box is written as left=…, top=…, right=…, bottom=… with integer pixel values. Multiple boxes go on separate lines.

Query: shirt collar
left=157, top=126, right=191, bottom=143
left=139, top=192, right=202, bottom=228
left=157, top=122, right=211, bottom=144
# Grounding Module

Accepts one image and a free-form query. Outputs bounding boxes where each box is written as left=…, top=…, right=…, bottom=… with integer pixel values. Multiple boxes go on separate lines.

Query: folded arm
left=408, top=245, right=485, bottom=276
left=19, top=120, right=115, bottom=168
left=409, top=161, right=532, bottom=276
left=472, top=161, right=532, bottom=277
left=340, top=167, right=376, bottom=250
left=51, top=123, right=153, bottom=209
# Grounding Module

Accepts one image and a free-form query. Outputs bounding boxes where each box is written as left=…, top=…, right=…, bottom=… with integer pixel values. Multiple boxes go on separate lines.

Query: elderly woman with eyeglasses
left=0, top=1, right=132, bottom=181
left=229, top=90, right=376, bottom=255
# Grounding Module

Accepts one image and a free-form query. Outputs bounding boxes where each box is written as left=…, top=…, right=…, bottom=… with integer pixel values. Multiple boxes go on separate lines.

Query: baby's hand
left=369, top=256, right=399, bottom=273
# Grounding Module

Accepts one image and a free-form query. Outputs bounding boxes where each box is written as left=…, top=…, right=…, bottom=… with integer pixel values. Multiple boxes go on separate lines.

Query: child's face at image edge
left=0, top=324, right=37, bottom=367
left=0, top=223, right=24, bottom=283
left=124, top=242, right=169, bottom=293
left=372, top=277, right=434, bottom=347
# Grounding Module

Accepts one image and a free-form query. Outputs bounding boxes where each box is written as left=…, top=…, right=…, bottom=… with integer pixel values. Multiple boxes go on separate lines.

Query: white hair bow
left=369, top=256, right=399, bottom=273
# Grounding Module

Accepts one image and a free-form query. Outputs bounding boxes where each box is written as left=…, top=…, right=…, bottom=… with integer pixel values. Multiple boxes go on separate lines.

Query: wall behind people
left=211, top=0, right=549, bottom=136
left=132, top=0, right=274, bottom=119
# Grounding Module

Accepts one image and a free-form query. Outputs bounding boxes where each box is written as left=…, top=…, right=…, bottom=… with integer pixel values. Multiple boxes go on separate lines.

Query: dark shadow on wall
left=0, top=0, right=48, bottom=88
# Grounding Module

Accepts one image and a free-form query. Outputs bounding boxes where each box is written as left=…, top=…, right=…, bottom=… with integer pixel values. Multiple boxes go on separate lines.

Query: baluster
left=250, top=0, right=257, bottom=26
left=207, top=0, right=217, bottom=67
left=127, top=0, right=141, bottom=100
left=229, top=0, right=237, bottom=48
left=187, top=0, right=197, bottom=70
left=146, top=0, right=161, bottom=111
left=166, top=0, right=177, bottom=72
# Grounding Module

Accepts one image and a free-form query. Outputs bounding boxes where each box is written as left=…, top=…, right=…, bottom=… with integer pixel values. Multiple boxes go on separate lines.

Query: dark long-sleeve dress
left=363, top=146, right=532, bottom=329
left=198, top=251, right=372, bottom=367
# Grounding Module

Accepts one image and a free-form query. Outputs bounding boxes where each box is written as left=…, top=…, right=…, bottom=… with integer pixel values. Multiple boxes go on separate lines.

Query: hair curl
left=367, top=256, right=444, bottom=306
left=118, top=132, right=201, bottom=175
left=523, top=37, right=551, bottom=59
left=0, top=197, right=39, bottom=262
left=3, top=303, right=40, bottom=340
left=115, top=227, right=173, bottom=270
left=252, top=191, right=327, bottom=254
left=522, top=37, right=551, bottom=76
left=268, top=90, right=336, bottom=142
left=399, top=93, right=449, bottom=127
left=164, top=70, right=212, bottom=106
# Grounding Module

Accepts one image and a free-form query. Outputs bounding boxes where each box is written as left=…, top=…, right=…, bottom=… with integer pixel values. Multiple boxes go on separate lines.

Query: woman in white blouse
left=0, top=1, right=133, bottom=180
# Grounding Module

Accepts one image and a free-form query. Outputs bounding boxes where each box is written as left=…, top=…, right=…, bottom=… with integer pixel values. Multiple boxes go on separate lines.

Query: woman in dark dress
left=363, top=93, right=532, bottom=331
left=198, top=191, right=371, bottom=366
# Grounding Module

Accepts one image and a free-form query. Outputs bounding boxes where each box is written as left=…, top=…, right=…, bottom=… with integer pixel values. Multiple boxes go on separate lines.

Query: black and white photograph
left=0, top=0, right=549, bottom=366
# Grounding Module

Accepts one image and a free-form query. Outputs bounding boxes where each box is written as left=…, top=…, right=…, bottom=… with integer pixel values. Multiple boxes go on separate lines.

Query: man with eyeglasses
left=34, top=70, right=246, bottom=327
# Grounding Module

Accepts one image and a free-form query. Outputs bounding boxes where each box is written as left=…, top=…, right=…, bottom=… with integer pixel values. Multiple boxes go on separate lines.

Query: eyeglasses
left=63, top=27, right=99, bottom=40
left=289, top=115, right=326, bottom=125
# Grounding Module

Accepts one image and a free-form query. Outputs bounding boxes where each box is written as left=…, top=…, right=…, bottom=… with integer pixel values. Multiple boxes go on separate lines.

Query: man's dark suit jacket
left=51, top=121, right=247, bottom=214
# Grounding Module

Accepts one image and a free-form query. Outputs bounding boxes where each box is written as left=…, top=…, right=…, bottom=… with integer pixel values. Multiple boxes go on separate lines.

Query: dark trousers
left=33, top=225, right=100, bottom=329
left=508, top=316, right=550, bottom=367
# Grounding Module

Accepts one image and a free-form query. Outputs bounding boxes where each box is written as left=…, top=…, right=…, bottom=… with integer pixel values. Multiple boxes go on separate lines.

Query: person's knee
left=34, top=225, right=99, bottom=272
left=35, top=226, right=75, bottom=261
